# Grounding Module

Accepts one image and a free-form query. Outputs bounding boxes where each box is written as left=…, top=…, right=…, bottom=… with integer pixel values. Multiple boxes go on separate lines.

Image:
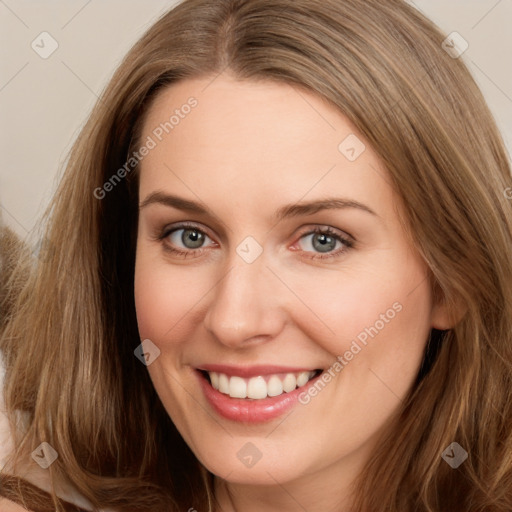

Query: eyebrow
left=139, top=191, right=377, bottom=220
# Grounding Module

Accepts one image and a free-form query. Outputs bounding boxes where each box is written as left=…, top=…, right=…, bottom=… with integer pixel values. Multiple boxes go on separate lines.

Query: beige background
left=1, top=0, right=511, bottom=239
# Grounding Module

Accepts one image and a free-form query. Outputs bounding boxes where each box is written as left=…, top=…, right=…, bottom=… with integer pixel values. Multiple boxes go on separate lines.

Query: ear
left=430, top=284, right=467, bottom=330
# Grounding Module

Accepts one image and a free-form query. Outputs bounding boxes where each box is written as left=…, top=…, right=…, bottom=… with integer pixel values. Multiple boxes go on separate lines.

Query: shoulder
left=0, top=356, right=94, bottom=511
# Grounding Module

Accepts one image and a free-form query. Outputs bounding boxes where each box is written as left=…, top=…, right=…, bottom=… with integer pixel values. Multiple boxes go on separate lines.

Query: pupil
left=183, top=229, right=204, bottom=249
left=313, top=233, right=335, bottom=253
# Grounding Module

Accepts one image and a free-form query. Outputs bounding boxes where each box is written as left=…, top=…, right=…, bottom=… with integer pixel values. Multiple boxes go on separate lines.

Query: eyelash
left=157, top=222, right=354, bottom=261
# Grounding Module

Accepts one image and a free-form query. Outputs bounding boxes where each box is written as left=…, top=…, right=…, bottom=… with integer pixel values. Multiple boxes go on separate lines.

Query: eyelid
left=289, top=225, right=354, bottom=260
left=157, top=221, right=354, bottom=260
left=159, top=221, right=217, bottom=242
left=158, top=222, right=353, bottom=243
left=294, top=224, right=354, bottom=243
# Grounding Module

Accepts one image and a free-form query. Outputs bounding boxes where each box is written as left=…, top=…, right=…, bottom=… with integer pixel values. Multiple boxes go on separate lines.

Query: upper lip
left=197, top=364, right=321, bottom=378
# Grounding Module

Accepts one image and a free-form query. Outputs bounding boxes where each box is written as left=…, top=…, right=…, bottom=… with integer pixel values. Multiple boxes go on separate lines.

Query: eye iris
left=313, top=233, right=336, bottom=253
left=182, top=228, right=205, bottom=249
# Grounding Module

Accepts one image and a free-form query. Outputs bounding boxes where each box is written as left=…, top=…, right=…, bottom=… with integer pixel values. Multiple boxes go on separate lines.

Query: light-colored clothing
left=0, top=350, right=100, bottom=511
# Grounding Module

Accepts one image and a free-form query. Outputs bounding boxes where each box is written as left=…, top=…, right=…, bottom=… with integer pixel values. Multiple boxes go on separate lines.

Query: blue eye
left=300, top=231, right=340, bottom=253
left=160, top=223, right=216, bottom=258
left=296, top=226, right=353, bottom=260
left=169, top=227, right=210, bottom=249
left=159, top=223, right=353, bottom=261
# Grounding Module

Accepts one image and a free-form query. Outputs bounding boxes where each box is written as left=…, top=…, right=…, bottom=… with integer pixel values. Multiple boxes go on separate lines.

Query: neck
left=212, top=449, right=368, bottom=512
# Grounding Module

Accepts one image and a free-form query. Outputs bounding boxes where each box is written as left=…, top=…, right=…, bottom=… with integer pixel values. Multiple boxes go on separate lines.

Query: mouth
left=199, top=369, right=323, bottom=399
left=195, top=365, right=324, bottom=423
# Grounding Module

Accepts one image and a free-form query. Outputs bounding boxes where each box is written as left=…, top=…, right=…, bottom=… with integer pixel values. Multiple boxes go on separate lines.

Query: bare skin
left=134, top=74, right=454, bottom=512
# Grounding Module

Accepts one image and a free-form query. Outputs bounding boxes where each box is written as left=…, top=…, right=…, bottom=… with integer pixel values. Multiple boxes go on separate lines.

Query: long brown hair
left=1, top=0, right=511, bottom=510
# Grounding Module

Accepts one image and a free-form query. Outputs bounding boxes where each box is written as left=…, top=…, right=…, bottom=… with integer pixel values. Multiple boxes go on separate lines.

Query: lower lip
left=196, top=371, right=320, bottom=423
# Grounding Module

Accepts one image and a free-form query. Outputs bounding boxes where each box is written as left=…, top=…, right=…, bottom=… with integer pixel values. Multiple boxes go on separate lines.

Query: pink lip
left=195, top=368, right=322, bottom=423
left=197, top=364, right=317, bottom=378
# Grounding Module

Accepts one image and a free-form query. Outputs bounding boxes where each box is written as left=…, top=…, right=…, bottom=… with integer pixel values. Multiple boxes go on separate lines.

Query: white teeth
left=267, top=375, right=283, bottom=397
left=247, top=376, right=268, bottom=399
left=210, top=372, right=219, bottom=390
left=206, top=370, right=317, bottom=399
left=218, top=373, right=230, bottom=394
left=282, top=373, right=297, bottom=392
left=229, top=376, right=247, bottom=398
left=296, top=371, right=310, bottom=387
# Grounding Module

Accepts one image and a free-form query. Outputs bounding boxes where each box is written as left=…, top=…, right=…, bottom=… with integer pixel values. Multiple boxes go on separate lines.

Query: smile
left=195, top=365, right=324, bottom=422
left=207, top=370, right=319, bottom=399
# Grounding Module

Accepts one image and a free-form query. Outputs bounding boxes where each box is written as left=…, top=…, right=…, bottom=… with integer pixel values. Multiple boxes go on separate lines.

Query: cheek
left=287, top=252, right=432, bottom=362
left=134, top=251, right=202, bottom=342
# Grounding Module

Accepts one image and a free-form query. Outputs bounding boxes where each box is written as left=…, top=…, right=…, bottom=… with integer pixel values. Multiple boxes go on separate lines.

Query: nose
left=203, top=252, right=287, bottom=348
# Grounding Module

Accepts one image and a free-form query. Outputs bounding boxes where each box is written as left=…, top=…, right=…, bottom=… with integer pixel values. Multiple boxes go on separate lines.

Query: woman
left=1, top=0, right=511, bottom=510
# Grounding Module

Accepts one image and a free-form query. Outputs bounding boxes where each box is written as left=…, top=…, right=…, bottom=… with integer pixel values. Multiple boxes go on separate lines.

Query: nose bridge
left=203, top=249, right=285, bottom=347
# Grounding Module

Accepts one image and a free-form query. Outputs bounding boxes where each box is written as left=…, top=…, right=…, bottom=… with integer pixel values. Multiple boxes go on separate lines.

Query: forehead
left=141, top=75, right=343, bottom=158
left=138, top=75, right=399, bottom=226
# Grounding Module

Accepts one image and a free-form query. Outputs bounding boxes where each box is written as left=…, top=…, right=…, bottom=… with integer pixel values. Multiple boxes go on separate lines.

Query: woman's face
left=134, top=75, right=449, bottom=499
